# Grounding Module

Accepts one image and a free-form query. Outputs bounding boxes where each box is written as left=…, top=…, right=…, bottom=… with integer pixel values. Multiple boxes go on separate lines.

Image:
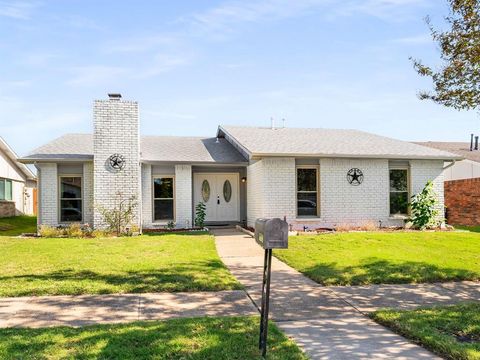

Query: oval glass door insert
left=223, top=180, right=232, bottom=203
left=201, top=180, right=210, bottom=202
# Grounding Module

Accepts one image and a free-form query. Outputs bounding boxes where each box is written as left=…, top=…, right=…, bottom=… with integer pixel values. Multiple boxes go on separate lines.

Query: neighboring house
left=19, top=94, right=461, bottom=230
left=416, top=141, right=480, bottom=226
left=0, top=137, right=37, bottom=217
left=414, top=141, right=480, bottom=181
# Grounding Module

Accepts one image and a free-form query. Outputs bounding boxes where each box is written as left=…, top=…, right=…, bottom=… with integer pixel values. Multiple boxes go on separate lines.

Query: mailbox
left=255, top=218, right=288, bottom=249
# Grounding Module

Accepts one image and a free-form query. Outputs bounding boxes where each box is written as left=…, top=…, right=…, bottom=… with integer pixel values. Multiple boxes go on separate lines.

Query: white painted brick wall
left=261, top=158, right=296, bottom=221
left=318, top=158, right=390, bottom=228
left=247, top=157, right=446, bottom=230
left=410, top=160, right=445, bottom=222
left=247, top=160, right=264, bottom=226
left=246, top=158, right=296, bottom=227
left=141, top=163, right=152, bottom=228
left=38, top=163, right=58, bottom=226
left=175, top=164, right=192, bottom=228
left=93, top=99, right=141, bottom=228
left=83, top=162, right=94, bottom=225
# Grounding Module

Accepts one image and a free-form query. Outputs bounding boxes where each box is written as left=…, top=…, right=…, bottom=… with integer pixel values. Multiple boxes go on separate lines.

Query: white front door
left=194, top=173, right=240, bottom=223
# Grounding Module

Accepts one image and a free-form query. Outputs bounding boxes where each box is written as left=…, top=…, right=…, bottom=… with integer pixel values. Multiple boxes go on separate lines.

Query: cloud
left=66, top=65, right=127, bottom=86
left=134, top=53, right=192, bottom=79
left=105, top=34, right=178, bottom=53
left=0, top=0, right=41, bottom=20
left=393, top=33, right=431, bottom=44
left=332, top=0, right=432, bottom=21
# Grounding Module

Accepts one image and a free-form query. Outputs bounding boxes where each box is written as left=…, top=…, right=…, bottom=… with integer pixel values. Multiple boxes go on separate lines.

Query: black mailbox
left=255, top=218, right=288, bottom=249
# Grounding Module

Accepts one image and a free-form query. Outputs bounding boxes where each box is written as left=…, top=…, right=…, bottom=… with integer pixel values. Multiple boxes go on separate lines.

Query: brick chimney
left=93, top=94, right=141, bottom=228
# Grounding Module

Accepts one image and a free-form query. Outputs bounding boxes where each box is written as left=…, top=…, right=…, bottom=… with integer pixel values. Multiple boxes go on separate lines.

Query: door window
left=223, top=180, right=232, bottom=203
left=201, top=180, right=210, bottom=202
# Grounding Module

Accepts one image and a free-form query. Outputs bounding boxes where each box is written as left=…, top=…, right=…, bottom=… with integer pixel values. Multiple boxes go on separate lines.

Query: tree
left=411, top=0, right=480, bottom=110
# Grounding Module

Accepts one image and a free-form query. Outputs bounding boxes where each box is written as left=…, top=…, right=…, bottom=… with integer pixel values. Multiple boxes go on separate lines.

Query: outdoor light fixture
left=241, top=177, right=247, bottom=183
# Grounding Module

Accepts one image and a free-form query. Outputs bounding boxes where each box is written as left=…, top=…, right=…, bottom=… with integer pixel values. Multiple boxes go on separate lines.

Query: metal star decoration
left=108, top=154, right=126, bottom=172
left=347, top=168, right=363, bottom=186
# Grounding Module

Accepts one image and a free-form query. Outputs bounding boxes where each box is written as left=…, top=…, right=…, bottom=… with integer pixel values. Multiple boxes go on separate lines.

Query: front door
left=193, top=173, right=240, bottom=223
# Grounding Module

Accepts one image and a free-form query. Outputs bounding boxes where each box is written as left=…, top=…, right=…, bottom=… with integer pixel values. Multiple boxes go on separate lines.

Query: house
left=0, top=137, right=37, bottom=217
left=19, top=94, right=461, bottom=230
left=414, top=141, right=480, bottom=181
left=415, top=140, right=480, bottom=226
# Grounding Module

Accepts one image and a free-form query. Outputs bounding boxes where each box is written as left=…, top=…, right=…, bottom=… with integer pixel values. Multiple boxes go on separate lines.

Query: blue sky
left=0, top=0, right=477, bottom=156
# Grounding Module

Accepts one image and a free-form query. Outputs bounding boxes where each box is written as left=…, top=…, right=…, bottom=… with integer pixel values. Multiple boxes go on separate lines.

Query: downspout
left=443, top=160, right=456, bottom=171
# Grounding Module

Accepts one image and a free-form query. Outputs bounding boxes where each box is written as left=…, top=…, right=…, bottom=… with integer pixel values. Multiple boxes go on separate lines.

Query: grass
left=0, top=215, right=36, bottom=236
left=0, top=233, right=241, bottom=296
left=456, top=225, right=480, bottom=233
left=0, top=316, right=307, bottom=360
left=372, top=303, right=480, bottom=360
left=275, top=231, right=480, bottom=286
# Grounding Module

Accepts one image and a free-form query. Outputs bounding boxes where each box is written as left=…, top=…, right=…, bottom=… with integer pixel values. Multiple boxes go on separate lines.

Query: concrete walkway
left=0, top=291, right=257, bottom=328
left=214, top=229, right=479, bottom=360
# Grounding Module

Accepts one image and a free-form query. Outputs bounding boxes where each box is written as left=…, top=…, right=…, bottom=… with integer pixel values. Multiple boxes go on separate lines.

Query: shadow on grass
left=0, top=260, right=242, bottom=296
left=303, top=258, right=480, bottom=286
left=0, top=317, right=304, bottom=360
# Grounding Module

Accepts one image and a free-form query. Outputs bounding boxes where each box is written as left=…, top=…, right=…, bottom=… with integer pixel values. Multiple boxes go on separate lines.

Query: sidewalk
left=213, top=229, right=477, bottom=359
left=0, top=290, right=256, bottom=328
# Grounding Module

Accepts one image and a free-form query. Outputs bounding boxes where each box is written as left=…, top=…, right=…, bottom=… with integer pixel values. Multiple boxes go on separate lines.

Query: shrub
left=38, top=225, right=64, bottom=237
left=91, top=229, right=114, bottom=238
left=195, top=202, right=206, bottom=228
left=96, top=192, right=138, bottom=236
left=65, top=223, right=84, bottom=238
left=409, top=180, right=441, bottom=230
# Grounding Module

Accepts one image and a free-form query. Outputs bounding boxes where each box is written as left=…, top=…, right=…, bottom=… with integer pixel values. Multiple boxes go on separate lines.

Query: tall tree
left=411, top=0, right=480, bottom=110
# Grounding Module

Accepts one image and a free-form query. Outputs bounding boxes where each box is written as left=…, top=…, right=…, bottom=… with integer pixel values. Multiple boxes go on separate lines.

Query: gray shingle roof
left=218, top=125, right=462, bottom=160
left=20, top=134, right=248, bottom=164
left=414, top=142, right=480, bottom=163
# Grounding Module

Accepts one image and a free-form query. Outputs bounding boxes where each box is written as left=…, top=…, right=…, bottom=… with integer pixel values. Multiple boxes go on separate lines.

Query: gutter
left=443, top=160, right=456, bottom=170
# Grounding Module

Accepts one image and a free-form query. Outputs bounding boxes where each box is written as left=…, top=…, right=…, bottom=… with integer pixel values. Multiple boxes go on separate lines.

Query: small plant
left=96, top=192, right=138, bottom=236
left=38, top=225, right=64, bottom=237
left=195, top=202, right=206, bottom=228
left=65, top=223, right=83, bottom=238
left=91, top=229, right=113, bottom=238
left=165, top=221, right=175, bottom=230
left=409, top=180, right=440, bottom=230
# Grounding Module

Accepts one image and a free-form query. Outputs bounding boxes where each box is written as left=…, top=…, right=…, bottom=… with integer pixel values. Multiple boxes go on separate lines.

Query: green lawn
left=456, top=225, right=480, bottom=233
left=0, top=215, right=36, bottom=236
left=0, top=316, right=306, bottom=360
left=275, top=232, right=480, bottom=286
left=372, top=303, right=480, bottom=360
left=0, top=233, right=241, bottom=296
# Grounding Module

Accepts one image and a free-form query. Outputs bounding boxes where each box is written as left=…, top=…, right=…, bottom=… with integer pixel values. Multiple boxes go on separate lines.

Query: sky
left=0, top=0, right=478, bottom=157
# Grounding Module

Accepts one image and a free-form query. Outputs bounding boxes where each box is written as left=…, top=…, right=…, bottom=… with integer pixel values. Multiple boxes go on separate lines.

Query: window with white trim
left=60, top=176, right=82, bottom=222
left=153, top=177, right=174, bottom=221
left=297, top=167, right=319, bottom=217
left=0, top=178, right=12, bottom=201
left=389, top=168, right=409, bottom=215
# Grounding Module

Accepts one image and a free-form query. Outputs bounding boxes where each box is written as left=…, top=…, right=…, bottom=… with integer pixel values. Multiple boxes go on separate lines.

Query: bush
left=38, top=225, right=65, bottom=238
left=96, top=193, right=138, bottom=236
left=409, top=180, right=441, bottom=230
left=65, top=223, right=83, bottom=238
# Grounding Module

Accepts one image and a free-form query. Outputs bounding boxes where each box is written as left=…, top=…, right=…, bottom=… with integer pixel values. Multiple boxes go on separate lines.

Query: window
left=60, top=176, right=82, bottom=222
left=297, top=167, right=319, bottom=217
left=389, top=169, right=409, bottom=215
left=0, top=179, right=12, bottom=201
left=153, top=177, right=174, bottom=221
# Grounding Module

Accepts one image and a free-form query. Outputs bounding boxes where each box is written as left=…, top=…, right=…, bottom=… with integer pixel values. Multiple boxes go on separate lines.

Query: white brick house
left=19, top=94, right=461, bottom=230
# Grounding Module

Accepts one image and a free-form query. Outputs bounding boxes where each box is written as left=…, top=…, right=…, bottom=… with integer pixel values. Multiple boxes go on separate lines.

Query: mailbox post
left=255, top=218, right=288, bottom=358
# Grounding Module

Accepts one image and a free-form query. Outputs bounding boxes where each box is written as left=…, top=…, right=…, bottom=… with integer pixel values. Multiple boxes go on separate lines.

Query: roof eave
left=18, top=156, right=94, bottom=164
left=250, top=152, right=464, bottom=161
